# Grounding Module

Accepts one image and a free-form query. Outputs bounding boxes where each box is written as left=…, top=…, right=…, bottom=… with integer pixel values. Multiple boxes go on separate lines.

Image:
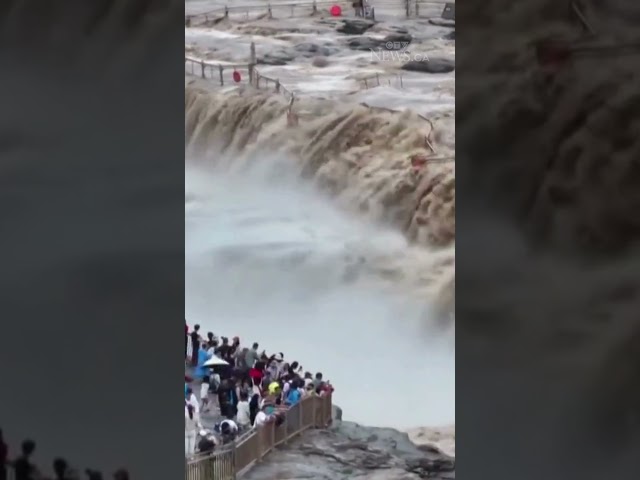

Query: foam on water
left=185, top=165, right=455, bottom=429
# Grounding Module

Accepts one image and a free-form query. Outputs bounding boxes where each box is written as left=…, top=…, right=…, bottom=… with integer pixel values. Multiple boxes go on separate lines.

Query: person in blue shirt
left=286, top=380, right=302, bottom=405
left=195, top=342, right=212, bottom=379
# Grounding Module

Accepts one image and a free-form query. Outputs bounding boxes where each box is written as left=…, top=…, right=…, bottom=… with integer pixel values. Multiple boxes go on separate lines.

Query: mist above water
left=185, top=160, right=454, bottom=429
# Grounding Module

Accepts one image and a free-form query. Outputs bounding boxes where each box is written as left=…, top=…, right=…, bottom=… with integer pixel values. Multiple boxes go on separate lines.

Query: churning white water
left=185, top=160, right=455, bottom=429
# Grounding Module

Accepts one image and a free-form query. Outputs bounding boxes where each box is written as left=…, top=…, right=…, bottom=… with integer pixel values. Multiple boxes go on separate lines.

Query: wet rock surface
left=382, top=33, right=413, bottom=47
left=242, top=421, right=455, bottom=480
left=346, top=36, right=384, bottom=51
left=258, top=49, right=296, bottom=65
left=336, top=19, right=375, bottom=35
left=402, top=57, right=455, bottom=74
left=428, top=18, right=455, bottom=28
left=347, top=32, right=413, bottom=52
left=294, top=42, right=339, bottom=57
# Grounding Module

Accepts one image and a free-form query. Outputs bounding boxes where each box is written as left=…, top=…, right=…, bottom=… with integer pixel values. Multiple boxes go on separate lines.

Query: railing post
left=219, top=65, right=224, bottom=85
left=231, top=445, right=237, bottom=479
left=283, top=412, right=289, bottom=444
left=405, top=0, right=410, bottom=17
left=200, top=60, right=205, bottom=78
left=371, top=7, right=375, bottom=20
left=299, top=398, right=304, bottom=430
left=249, top=42, right=256, bottom=85
left=312, top=0, right=317, bottom=14
left=270, top=421, right=275, bottom=450
left=415, top=3, right=419, bottom=16
left=250, top=42, right=257, bottom=65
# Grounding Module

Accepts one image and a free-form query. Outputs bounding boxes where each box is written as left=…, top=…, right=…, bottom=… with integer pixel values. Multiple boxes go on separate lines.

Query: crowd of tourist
left=184, top=322, right=334, bottom=457
left=0, top=431, right=128, bottom=480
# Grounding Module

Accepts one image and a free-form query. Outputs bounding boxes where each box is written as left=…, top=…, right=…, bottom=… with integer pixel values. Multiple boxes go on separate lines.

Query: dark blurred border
left=0, top=1, right=184, bottom=478
left=457, top=1, right=640, bottom=478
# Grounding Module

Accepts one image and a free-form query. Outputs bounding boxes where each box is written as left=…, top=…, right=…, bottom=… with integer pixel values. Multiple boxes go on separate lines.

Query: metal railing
left=359, top=72, right=405, bottom=89
left=185, top=0, right=452, bottom=23
left=413, top=0, right=453, bottom=19
left=185, top=394, right=333, bottom=479
left=185, top=51, right=295, bottom=101
left=254, top=70, right=295, bottom=99
left=186, top=1, right=351, bottom=24
left=185, top=56, right=255, bottom=87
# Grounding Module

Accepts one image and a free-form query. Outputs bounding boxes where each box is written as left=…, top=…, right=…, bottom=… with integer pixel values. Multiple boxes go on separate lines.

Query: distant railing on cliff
left=185, top=42, right=296, bottom=101
left=185, top=1, right=350, bottom=25
left=185, top=0, right=453, bottom=24
left=185, top=53, right=405, bottom=97
left=185, top=394, right=333, bottom=480
left=358, top=72, right=405, bottom=89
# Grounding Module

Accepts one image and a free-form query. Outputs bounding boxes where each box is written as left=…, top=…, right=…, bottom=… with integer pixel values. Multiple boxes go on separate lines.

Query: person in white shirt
left=253, top=405, right=273, bottom=428
left=185, top=403, right=202, bottom=457
left=236, top=392, right=251, bottom=428
left=220, top=419, right=238, bottom=434
left=273, top=353, right=285, bottom=378
left=185, top=387, right=200, bottom=414
left=200, top=377, right=210, bottom=412
left=219, top=419, right=239, bottom=443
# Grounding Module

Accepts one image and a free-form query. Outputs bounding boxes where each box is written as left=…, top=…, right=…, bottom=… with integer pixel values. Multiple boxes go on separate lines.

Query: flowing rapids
left=185, top=164, right=455, bottom=429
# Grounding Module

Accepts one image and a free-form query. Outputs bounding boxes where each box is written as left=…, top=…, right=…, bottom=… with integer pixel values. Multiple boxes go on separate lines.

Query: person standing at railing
left=303, top=382, right=316, bottom=397
left=195, top=343, right=211, bottom=380
left=184, top=322, right=188, bottom=360
left=206, top=332, right=216, bottom=349
left=249, top=389, right=261, bottom=426
left=189, top=324, right=201, bottom=367
left=196, top=430, right=217, bottom=454
left=217, top=420, right=238, bottom=444
left=285, top=380, right=302, bottom=406
left=185, top=403, right=202, bottom=457
left=13, top=439, right=39, bottom=480
left=185, top=387, right=200, bottom=415
left=312, top=372, right=324, bottom=391
left=252, top=404, right=274, bottom=428
left=215, top=336, right=230, bottom=360
left=230, top=336, right=241, bottom=360
left=244, top=342, right=260, bottom=371
left=199, top=376, right=211, bottom=413
left=236, top=392, right=251, bottom=429
left=352, top=0, right=364, bottom=17
left=51, top=458, right=76, bottom=480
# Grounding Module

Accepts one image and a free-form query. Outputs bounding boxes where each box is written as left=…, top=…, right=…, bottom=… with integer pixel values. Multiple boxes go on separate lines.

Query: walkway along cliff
left=185, top=394, right=333, bottom=479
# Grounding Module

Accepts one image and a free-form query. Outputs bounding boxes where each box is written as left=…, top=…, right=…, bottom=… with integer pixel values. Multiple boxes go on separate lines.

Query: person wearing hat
left=267, top=381, right=280, bottom=396
left=273, top=353, right=285, bottom=379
